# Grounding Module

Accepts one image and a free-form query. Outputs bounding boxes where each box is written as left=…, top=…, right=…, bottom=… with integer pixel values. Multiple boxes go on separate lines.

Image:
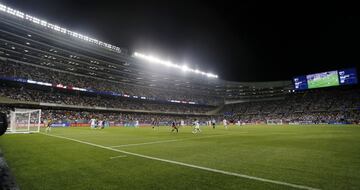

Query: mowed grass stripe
left=42, top=132, right=321, bottom=190
left=110, top=134, right=233, bottom=147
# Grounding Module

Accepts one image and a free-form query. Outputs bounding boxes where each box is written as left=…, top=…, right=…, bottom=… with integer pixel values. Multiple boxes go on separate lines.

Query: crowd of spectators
left=0, top=105, right=217, bottom=126
left=0, top=85, right=216, bottom=114
left=0, top=61, right=222, bottom=105
left=1, top=86, right=359, bottom=125
left=222, top=88, right=360, bottom=124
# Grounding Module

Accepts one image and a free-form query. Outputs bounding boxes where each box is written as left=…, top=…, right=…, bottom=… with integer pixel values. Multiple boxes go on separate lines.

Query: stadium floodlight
left=133, top=52, right=218, bottom=78
left=182, top=65, right=189, bottom=72
left=0, top=4, right=6, bottom=12
left=0, top=2, right=122, bottom=53
left=40, top=20, right=47, bottom=26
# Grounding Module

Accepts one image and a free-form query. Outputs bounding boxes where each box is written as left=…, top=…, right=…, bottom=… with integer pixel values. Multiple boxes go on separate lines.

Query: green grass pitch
left=1, top=125, right=360, bottom=190
left=308, top=73, right=339, bottom=89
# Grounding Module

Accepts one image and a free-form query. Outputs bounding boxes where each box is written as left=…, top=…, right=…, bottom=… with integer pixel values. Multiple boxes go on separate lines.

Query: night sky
left=2, top=0, right=359, bottom=82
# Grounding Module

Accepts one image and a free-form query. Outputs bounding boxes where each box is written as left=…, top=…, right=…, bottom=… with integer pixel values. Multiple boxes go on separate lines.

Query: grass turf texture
left=1, top=125, right=360, bottom=190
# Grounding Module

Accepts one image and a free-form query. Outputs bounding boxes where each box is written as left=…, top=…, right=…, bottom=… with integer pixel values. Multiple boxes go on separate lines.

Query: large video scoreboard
left=293, top=68, right=358, bottom=90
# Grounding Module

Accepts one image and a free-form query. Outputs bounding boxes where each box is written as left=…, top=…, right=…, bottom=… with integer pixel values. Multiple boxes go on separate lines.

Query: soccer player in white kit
left=180, top=119, right=185, bottom=127
left=98, top=120, right=103, bottom=129
left=192, top=119, right=201, bottom=134
left=90, top=118, right=96, bottom=129
left=223, top=119, right=228, bottom=129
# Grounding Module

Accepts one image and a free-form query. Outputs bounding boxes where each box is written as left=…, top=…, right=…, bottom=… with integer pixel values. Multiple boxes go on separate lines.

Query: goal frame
left=7, top=109, right=42, bottom=134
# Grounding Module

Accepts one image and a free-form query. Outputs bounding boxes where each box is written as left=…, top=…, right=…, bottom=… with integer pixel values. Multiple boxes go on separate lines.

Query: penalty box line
left=41, top=133, right=320, bottom=190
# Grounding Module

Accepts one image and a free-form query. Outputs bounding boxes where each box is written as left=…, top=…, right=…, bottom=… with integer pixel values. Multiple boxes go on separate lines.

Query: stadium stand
left=0, top=60, right=222, bottom=105
left=221, top=87, right=360, bottom=124
left=0, top=3, right=359, bottom=127
left=0, top=83, right=216, bottom=114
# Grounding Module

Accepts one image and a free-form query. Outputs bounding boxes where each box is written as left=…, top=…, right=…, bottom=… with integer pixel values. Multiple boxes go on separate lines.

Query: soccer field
left=1, top=125, right=360, bottom=190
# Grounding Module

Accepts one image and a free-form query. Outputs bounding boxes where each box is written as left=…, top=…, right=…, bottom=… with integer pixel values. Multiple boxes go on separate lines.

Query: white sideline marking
left=110, top=155, right=127, bottom=159
left=110, top=134, right=233, bottom=148
left=41, top=133, right=320, bottom=190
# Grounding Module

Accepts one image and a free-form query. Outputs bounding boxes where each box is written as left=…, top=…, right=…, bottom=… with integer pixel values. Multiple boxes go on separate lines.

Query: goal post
left=7, top=109, right=42, bottom=134
left=266, top=119, right=283, bottom=125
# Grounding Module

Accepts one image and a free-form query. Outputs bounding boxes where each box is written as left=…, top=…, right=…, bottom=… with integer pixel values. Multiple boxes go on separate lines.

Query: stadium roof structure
left=0, top=3, right=292, bottom=104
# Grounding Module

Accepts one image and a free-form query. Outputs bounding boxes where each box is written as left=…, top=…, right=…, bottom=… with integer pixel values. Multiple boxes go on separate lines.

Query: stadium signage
left=0, top=77, right=28, bottom=83
left=56, top=84, right=67, bottom=89
left=293, top=68, right=358, bottom=90
left=27, top=80, right=52, bottom=86
left=72, top=87, right=87, bottom=92
left=50, top=122, right=70, bottom=127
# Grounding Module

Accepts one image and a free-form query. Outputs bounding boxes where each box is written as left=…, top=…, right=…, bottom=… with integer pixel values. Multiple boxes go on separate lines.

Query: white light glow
left=0, top=4, right=6, bottom=12
left=182, top=65, right=189, bottom=72
left=40, top=20, right=47, bottom=26
left=0, top=3, right=122, bottom=54
left=133, top=52, right=218, bottom=78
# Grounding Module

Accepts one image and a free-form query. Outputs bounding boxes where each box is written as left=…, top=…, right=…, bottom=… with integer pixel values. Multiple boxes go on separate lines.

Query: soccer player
left=171, top=120, right=178, bottom=133
left=212, top=118, right=216, bottom=129
left=135, top=120, right=139, bottom=128
left=192, top=119, right=201, bottom=134
left=180, top=119, right=185, bottom=127
left=43, top=119, right=48, bottom=130
left=151, top=118, right=156, bottom=130
left=90, top=118, right=96, bottom=129
left=45, top=119, right=52, bottom=133
left=223, top=118, right=228, bottom=129
left=98, top=120, right=103, bottom=129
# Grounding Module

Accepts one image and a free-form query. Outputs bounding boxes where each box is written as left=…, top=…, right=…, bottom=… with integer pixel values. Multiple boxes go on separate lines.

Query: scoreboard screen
left=339, top=68, right=358, bottom=85
left=307, top=70, right=339, bottom=89
left=293, top=68, right=357, bottom=90
left=293, top=76, right=308, bottom=90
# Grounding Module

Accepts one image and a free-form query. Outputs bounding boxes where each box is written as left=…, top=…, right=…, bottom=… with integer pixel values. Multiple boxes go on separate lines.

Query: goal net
left=266, top=119, right=283, bottom=125
left=7, top=109, right=41, bottom=134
